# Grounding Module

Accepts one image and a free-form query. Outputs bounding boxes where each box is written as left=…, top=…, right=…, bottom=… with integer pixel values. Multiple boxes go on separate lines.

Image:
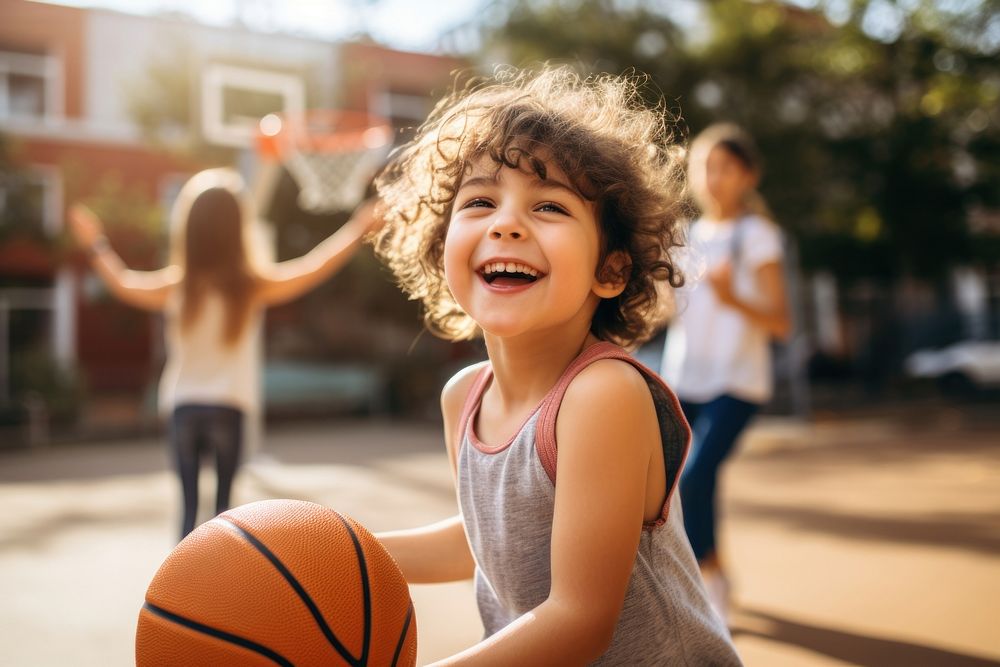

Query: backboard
left=200, top=62, right=305, bottom=149
left=200, top=62, right=305, bottom=217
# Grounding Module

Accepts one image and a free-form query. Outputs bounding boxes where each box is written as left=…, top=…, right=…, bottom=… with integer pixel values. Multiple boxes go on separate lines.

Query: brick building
left=0, top=0, right=466, bottom=436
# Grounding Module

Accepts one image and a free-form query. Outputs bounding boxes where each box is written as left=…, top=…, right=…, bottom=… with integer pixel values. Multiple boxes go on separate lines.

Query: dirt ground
left=1, top=403, right=997, bottom=665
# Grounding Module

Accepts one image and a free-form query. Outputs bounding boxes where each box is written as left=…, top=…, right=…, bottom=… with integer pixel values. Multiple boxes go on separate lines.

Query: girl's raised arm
left=69, top=205, right=179, bottom=312
left=256, top=199, right=383, bottom=306
left=432, top=360, right=658, bottom=666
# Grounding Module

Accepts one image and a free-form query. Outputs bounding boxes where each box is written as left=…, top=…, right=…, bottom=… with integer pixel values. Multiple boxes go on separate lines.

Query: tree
left=482, top=0, right=1000, bottom=283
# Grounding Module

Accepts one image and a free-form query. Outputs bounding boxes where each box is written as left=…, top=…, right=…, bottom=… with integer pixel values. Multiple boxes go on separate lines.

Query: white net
left=258, top=112, right=393, bottom=214
left=285, top=144, right=390, bottom=213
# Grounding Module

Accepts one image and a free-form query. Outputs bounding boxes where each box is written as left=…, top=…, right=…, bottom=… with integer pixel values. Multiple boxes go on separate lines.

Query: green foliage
left=1, top=134, right=165, bottom=269
left=8, top=345, right=85, bottom=424
left=62, top=159, right=166, bottom=270
left=0, top=133, right=50, bottom=244
left=483, top=0, right=1000, bottom=283
left=122, top=34, right=236, bottom=164
left=124, top=36, right=197, bottom=147
left=81, top=174, right=162, bottom=239
left=490, top=0, right=686, bottom=91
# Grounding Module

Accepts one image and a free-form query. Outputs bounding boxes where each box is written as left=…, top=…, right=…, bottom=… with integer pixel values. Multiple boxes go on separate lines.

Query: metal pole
left=0, top=297, right=8, bottom=407
left=786, top=239, right=811, bottom=419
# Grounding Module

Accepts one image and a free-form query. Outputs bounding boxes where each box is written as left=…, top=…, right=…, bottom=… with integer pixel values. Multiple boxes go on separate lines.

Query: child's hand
left=68, top=204, right=105, bottom=248
left=707, top=260, right=738, bottom=307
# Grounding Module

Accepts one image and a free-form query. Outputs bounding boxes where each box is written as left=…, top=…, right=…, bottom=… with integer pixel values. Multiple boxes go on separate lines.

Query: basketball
left=136, top=499, right=416, bottom=666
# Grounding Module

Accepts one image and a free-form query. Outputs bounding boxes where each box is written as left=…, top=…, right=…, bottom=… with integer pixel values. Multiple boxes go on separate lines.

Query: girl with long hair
left=70, top=168, right=380, bottom=540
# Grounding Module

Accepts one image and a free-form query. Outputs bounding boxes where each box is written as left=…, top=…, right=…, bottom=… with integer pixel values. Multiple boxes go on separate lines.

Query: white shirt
left=661, top=214, right=783, bottom=404
left=158, top=291, right=262, bottom=415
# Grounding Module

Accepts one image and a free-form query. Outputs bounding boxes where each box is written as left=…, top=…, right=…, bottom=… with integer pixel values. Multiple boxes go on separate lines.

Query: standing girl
left=661, top=123, right=791, bottom=621
left=70, top=168, right=379, bottom=540
left=372, top=67, right=742, bottom=665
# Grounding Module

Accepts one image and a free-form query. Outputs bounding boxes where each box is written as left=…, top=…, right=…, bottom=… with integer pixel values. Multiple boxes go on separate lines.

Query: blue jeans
left=679, top=395, right=758, bottom=562
left=169, top=404, right=244, bottom=541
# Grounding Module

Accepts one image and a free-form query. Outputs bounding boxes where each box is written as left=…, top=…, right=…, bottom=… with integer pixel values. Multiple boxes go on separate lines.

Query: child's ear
left=593, top=250, right=631, bottom=299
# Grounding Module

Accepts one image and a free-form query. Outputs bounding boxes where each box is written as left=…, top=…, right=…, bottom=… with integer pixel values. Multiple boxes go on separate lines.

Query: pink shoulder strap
left=454, top=364, right=494, bottom=454
left=534, top=341, right=691, bottom=527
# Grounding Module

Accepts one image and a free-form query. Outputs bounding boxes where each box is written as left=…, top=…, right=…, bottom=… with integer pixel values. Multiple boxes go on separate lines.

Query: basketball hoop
left=256, top=110, right=393, bottom=213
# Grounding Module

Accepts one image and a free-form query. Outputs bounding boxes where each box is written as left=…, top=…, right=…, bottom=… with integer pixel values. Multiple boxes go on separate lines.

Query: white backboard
left=201, top=63, right=305, bottom=149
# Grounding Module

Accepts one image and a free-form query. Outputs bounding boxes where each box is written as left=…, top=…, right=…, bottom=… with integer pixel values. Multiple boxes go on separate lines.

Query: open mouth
left=480, top=261, right=542, bottom=288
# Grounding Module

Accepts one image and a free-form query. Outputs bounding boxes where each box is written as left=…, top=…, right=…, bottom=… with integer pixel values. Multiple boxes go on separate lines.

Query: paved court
left=1, top=406, right=998, bottom=665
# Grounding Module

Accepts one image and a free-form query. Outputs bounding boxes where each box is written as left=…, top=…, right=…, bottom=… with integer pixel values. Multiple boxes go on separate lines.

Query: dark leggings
left=679, top=395, right=759, bottom=562
left=169, top=404, right=244, bottom=541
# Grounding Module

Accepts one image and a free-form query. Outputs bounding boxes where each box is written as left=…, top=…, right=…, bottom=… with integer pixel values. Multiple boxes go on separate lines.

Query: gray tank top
left=457, top=342, right=742, bottom=666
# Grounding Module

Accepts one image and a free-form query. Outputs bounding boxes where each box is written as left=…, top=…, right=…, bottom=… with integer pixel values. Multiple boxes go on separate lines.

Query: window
left=0, top=166, right=62, bottom=237
left=0, top=51, right=61, bottom=120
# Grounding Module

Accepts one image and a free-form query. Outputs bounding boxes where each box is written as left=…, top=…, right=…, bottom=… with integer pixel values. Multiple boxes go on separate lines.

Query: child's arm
left=432, top=360, right=659, bottom=666
left=376, top=515, right=474, bottom=583
left=68, top=205, right=179, bottom=311
left=256, top=199, right=382, bottom=306
left=708, top=260, right=791, bottom=340
left=376, top=363, right=487, bottom=583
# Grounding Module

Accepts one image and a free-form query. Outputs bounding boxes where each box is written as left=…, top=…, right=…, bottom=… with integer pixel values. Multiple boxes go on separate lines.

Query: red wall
left=0, top=0, right=85, bottom=118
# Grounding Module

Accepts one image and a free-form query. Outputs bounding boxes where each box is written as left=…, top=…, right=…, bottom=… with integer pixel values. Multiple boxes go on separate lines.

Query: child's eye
left=461, top=198, right=494, bottom=209
left=536, top=202, right=568, bottom=215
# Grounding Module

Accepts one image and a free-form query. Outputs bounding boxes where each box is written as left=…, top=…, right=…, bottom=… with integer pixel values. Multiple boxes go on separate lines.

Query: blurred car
left=904, top=341, right=1000, bottom=395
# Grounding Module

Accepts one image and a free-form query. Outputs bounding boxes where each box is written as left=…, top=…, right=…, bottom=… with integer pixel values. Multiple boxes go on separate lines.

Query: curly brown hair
left=373, top=65, right=688, bottom=347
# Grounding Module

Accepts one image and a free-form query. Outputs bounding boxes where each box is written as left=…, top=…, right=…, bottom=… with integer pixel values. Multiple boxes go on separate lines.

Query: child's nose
left=487, top=210, right=526, bottom=240
left=490, top=228, right=522, bottom=240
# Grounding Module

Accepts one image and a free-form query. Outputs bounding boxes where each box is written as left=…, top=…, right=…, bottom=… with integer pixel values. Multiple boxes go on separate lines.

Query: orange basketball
left=136, top=499, right=416, bottom=666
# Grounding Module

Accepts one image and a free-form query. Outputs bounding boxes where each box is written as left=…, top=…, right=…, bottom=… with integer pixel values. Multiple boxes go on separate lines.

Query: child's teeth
left=482, top=261, right=539, bottom=276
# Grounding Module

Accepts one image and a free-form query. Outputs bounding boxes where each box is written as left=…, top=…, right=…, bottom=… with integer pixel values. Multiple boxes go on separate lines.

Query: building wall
left=84, top=10, right=341, bottom=135
left=1, top=0, right=192, bottom=399
left=1, top=0, right=471, bottom=425
left=0, top=0, right=84, bottom=119
left=339, top=42, right=467, bottom=129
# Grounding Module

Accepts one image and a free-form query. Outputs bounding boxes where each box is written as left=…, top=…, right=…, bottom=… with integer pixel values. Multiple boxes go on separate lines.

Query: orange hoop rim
left=256, top=110, right=393, bottom=161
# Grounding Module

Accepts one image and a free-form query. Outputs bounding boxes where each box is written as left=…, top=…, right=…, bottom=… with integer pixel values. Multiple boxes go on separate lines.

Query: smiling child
left=372, top=65, right=743, bottom=666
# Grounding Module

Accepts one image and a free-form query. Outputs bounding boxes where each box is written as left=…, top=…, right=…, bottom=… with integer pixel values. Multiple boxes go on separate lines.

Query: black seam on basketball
left=218, top=518, right=361, bottom=667
left=390, top=602, right=414, bottom=667
left=332, top=512, right=372, bottom=667
left=142, top=602, right=293, bottom=667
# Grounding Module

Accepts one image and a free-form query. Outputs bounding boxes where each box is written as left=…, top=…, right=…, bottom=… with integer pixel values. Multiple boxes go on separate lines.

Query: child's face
left=696, top=145, right=757, bottom=212
left=444, top=156, right=616, bottom=339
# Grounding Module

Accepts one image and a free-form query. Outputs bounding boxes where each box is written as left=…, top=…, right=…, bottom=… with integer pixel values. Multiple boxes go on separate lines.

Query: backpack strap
left=534, top=341, right=691, bottom=527
left=729, top=213, right=749, bottom=272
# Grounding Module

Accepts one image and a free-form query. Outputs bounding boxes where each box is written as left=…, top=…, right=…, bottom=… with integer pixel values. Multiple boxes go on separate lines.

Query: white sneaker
left=703, top=571, right=731, bottom=625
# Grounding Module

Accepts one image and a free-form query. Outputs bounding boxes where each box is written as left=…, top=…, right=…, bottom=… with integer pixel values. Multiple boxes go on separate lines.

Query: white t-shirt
left=661, top=214, right=783, bottom=404
left=158, top=291, right=262, bottom=415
